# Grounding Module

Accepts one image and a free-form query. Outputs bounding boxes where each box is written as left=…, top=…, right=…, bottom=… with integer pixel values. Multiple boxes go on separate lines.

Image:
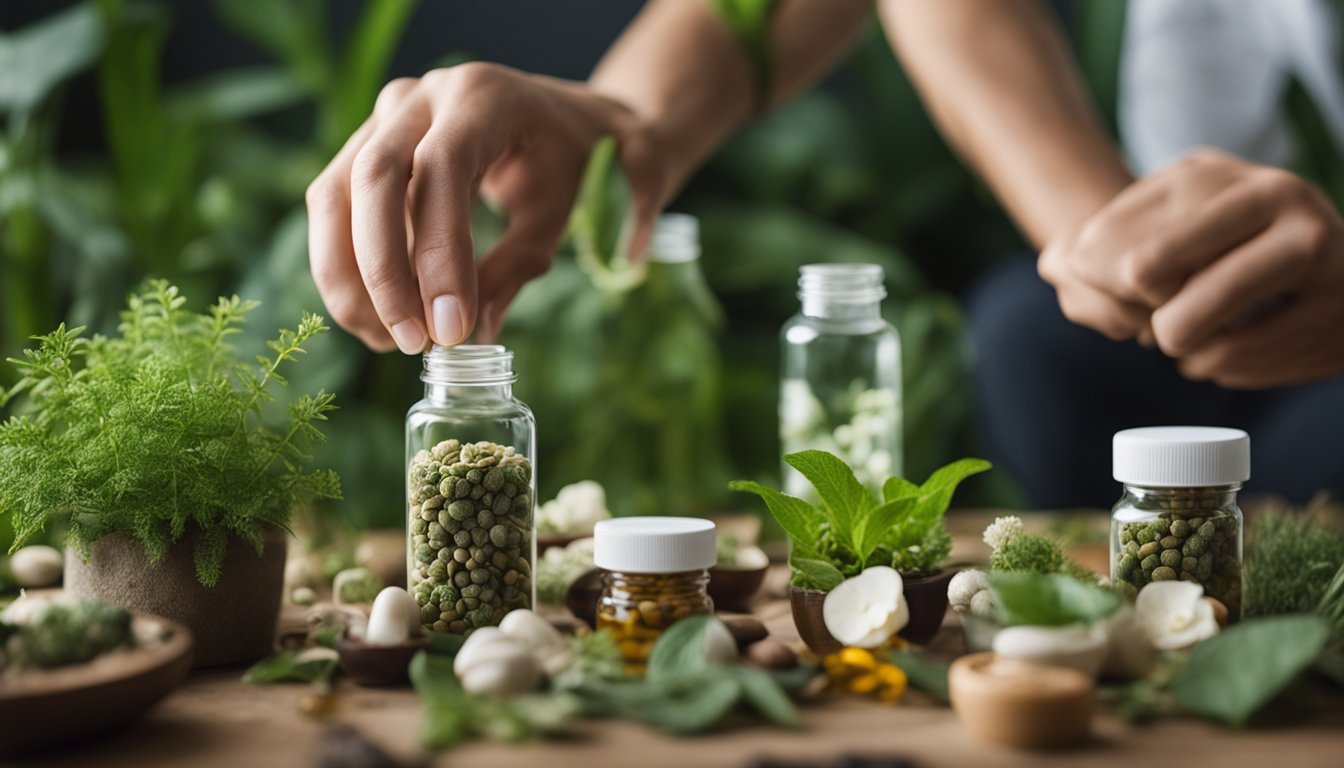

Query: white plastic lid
left=1113, top=426, right=1250, bottom=487
left=593, top=517, right=717, bottom=573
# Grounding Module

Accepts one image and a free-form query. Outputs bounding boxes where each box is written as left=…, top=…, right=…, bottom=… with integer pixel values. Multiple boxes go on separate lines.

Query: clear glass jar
left=1110, top=427, right=1249, bottom=620
left=406, top=345, right=536, bottom=635
left=781, top=264, right=901, bottom=498
left=593, top=517, right=716, bottom=674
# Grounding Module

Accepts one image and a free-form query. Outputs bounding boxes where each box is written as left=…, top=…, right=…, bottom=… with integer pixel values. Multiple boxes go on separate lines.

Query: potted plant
left=0, top=282, right=340, bottom=666
left=731, top=450, right=988, bottom=651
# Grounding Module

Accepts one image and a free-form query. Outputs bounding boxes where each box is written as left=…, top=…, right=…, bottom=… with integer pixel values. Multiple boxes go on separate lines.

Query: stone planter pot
left=789, top=569, right=955, bottom=655
left=66, top=527, right=287, bottom=667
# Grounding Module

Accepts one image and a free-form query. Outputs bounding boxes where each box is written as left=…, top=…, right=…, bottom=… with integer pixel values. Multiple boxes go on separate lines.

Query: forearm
left=590, top=0, right=871, bottom=196
left=879, top=0, right=1132, bottom=247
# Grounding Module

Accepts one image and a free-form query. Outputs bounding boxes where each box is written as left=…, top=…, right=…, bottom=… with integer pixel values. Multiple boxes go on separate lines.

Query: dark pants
left=966, top=260, right=1344, bottom=508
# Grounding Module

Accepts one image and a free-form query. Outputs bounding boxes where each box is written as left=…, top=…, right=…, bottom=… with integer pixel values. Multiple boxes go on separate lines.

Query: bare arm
left=592, top=0, right=872, bottom=204
left=879, top=0, right=1132, bottom=247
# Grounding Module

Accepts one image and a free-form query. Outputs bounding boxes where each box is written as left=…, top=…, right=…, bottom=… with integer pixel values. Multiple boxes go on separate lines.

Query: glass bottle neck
left=1122, top=484, right=1241, bottom=507
left=797, top=263, right=886, bottom=320
left=800, top=296, right=882, bottom=320
left=424, top=381, right=513, bottom=403
left=420, top=344, right=516, bottom=403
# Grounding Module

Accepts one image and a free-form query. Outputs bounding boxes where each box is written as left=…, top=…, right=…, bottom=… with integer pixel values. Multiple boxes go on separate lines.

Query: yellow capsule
left=848, top=673, right=880, bottom=694
left=838, top=647, right=877, bottom=670
left=875, top=664, right=907, bottom=687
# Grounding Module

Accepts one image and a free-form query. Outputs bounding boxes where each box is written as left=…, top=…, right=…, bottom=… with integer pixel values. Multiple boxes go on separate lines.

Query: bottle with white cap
left=1110, top=426, right=1248, bottom=619
left=593, top=516, right=716, bottom=673
left=780, top=264, right=901, bottom=500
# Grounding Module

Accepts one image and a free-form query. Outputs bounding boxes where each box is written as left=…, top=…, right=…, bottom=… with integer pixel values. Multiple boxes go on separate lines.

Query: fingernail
left=389, top=319, right=427, bottom=355
left=432, top=294, right=465, bottom=345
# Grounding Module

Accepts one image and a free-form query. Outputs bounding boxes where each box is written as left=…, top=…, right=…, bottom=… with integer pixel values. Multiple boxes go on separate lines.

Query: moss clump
left=1245, top=504, right=1344, bottom=618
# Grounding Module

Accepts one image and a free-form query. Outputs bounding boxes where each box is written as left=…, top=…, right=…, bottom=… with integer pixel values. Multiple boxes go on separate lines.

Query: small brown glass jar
left=593, top=517, right=716, bottom=674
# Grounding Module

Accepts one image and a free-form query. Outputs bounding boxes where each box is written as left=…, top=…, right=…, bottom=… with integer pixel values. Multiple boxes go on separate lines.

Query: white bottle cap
left=593, top=517, right=717, bottom=573
left=1113, top=426, right=1250, bottom=487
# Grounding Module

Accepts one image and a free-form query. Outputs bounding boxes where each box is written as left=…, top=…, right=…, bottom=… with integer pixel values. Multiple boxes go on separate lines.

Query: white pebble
left=9, top=545, right=62, bottom=588
left=363, top=587, right=421, bottom=645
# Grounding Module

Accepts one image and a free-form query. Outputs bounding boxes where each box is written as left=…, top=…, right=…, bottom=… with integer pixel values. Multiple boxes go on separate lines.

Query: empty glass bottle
left=780, top=264, right=902, bottom=498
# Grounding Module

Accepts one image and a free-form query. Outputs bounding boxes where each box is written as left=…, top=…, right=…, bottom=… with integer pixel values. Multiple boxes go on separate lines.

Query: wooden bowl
left=0, top=613, right=193, bottom=757
left=949, top=652, right=1093, bottom=749
left=788, top=569, right=955, bottom=655
left=335, top=634, right=430, bottom=686
left=564, top=568, right=604, bottom=628
left=899, top=569, right=955, bottom=645
left=708, top=564, right=768, bottom=613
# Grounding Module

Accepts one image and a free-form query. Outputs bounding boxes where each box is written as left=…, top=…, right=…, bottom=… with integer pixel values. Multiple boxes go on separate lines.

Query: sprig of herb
left=1245, top=502, right=1344, bottom=618
left=731, top=451, right=990, bottom=589
left=0, top=281, right=341, bottom=586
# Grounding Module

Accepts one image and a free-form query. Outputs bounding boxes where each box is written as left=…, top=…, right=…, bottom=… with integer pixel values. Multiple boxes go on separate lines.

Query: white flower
left=1135, top=581, right=1219, bottom=651
left=537, top=480, right=611, bottom=535
left=822, top=566, right=909, bottom=648
left=982, top=516, right=1024, bottom=551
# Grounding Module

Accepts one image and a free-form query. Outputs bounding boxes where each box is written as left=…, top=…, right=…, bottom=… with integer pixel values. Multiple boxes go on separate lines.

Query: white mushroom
left=363, top=587, right=422, bottom=646
left=499, top=609, right=571, bottom=675
left=453, top=628, right=543, bottom=696
left=8, top=545, right=63, bottom=588
left=992, top=624, right=1108, bottom=678
left=823, top=566, right=909, bottom=648
left=703, top=617, right=741, bottom=665
left=947, top=569, right=990, bottom=613
left=1135, top=581, right=1219, bottom=651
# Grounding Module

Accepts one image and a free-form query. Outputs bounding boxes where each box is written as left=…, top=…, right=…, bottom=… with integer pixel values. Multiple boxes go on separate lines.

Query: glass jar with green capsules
left=406, top=345, right=536, bottom=636
left=1110, top=427, right=1248, bottom=620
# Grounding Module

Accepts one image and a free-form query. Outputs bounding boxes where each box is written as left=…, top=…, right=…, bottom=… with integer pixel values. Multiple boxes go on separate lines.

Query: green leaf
left=989, top=572, right=1121, bottom=627
left=707, top=0, right=779, bottom=99
left=0, top=2, right=106, bottom=114
left=728, top=480, right=819, bottom=551
left=885, top=649, right=949, bottom=703
left=783, top=450, right=875, bottom=547
left=729, top=666, right=799, bottom=726
left=569, top=135, right=644, bottom=292
left=1171, top=614, right=1330, bottom=726
left=789, top=557, right=845, bottom=591
left=335, top=0, right=420, bottom=141
left=242, top=650, right=336, bottom=684
left=881, top=476, right=920, bottom=504
left=854, top=497, right=915, bottom=564
left=636, top=673, right=743, bottom=734
left=647, top=614, right=714, bottom=684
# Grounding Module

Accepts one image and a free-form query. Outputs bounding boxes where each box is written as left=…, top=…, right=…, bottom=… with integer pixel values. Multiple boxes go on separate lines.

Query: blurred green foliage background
left=0, top=0, right=1130, bottom=549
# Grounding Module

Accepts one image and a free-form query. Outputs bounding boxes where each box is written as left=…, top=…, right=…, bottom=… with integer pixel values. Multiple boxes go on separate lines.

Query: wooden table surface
left=17, top=512, right=1344, bottom=768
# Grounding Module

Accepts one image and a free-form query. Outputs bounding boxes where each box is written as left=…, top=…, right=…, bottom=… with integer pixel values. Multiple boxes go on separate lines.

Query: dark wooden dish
left=0, top=613, right=194, bottom=757
left=789, top=569, right=956, bottom=654
left=335, top=633, right=430, bottom=686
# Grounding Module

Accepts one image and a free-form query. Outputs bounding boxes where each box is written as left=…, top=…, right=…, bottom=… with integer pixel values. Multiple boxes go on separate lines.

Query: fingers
left=1039, top=242, right=1151, bottom=341
left=349, top=93, right=435, bottom=354
left=307, top=120, right=395, bottom=351
left=1151, top=220, right=1315, bottom=356
left=1176, top=296, right=1334, bottom=388
left=408, top=123, right=485, bottom=347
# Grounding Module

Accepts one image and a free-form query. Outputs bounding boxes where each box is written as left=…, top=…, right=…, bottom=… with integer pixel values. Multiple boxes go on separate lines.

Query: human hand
left=306, top=63, right=667, bottom=353
left=1039, top=149, right=1344, bottom=387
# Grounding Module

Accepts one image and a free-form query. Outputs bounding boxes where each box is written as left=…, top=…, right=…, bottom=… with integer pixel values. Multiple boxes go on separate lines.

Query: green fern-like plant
left=0, top=281, right=341, bottom=586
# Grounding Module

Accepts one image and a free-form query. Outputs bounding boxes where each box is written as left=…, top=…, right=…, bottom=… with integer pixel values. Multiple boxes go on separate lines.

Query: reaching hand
left=306, top=63, right=666, bottom=353
left=1039, top=148, right=1344, bottom=388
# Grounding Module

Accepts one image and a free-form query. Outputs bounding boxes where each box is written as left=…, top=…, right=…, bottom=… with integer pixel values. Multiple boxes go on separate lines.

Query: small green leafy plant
left=0, top=281, right=340, bottom=586
left=982, top=515, right=1097, bottom=583
left=731, top=450, right=990, bottom=590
